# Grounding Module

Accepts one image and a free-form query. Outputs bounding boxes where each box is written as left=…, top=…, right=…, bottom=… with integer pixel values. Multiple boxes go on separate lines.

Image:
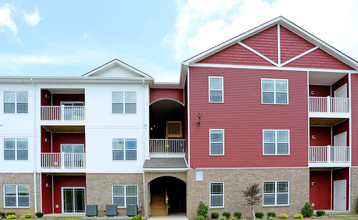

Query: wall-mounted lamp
left=45, top=93, right=50, bottom=99
left=45, top=138, right=49, bottom=143
left=311, top=135, right=316, bottom=140
left=311, top=90, right=315, bottom=95
left=197, top=113, right=203, bottom=126
left=46, top=183, right=51, bottom=188
left=311, top=182, right=316, bottom=186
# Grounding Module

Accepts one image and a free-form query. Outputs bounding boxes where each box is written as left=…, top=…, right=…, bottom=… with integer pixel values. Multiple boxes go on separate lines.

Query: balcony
left=41, top=153, right=86, bottom=169
left=309, top=146, right=350, bottom=167
left=41, top=106, right=85, bottom=121
left=149, top=139, right=185, bottom=158
left=309, top=97, right=349, bottom=117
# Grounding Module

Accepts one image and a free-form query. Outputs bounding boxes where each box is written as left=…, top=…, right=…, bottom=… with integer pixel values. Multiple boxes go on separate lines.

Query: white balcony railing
left=309, top=146, right=350, bottom=164
left=149, top=139, right=185, bottom=154
left=41, top=106, right=85, bottom=121
left=41, top=153, right=86, bottom=169
left=309, top=97, right=349, bottom=113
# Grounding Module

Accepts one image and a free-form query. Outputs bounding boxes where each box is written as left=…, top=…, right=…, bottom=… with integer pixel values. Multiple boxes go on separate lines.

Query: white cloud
left=0, top=4, right=18, bottom=41
left=24, top=7, right=41, bottom=26
left=172, top=0, right=358, bottom=61
left=161, top=34, right=169, bottom=47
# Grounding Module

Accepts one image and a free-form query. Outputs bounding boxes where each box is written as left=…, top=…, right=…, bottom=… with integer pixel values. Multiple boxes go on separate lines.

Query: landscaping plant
left=316, top=210, right=325, bottom=216
left=130, top=215, right=142, bottom=220
left=35, top=212, right=44, bottom=218
left=197, top=216, right=205, bottom=220
left=233, top=212, right=241, bottom=219
left=196, top=201, right=209, bottom=219
left=231, top=217, right=237, bottom=220
left=294, top=213, right=303, bottom=219
left=219, top=217, right=226, bottom=220
left=211, top=212, right=219, bottom=219
left=222, top=212, right=231, bottom=219
left=242, top=183, right=262, bottom=219
left=0, top=212, right=5, bottom=219
left=278, top=213, right=289, bottom=219
left=267, top=212, right=276, bottom=218
left=255, top=212, right=264, bottom=219
left=356, top=198, right=358, bottom=213
left=301, top=202, right=314, bottom=217
left=6, top=215, right=17, bottom=220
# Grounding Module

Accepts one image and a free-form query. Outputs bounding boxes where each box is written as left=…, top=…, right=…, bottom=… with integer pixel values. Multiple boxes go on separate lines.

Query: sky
left=0, top=0, right=358, bottom=82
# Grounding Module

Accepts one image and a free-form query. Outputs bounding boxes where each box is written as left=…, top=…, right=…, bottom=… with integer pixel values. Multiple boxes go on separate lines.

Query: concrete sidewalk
left=148, top=213, right=188, bottom=220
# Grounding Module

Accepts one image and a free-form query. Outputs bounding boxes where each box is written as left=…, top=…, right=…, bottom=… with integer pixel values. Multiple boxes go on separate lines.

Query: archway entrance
left=150, top=176, right=186, bottom=216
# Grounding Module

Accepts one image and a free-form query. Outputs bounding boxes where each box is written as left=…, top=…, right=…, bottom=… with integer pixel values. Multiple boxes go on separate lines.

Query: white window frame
left=208, top=76, right=224, bottom=103
left=112, top=184, right=138, bottom=208
left=3, top=184, right=30, bottom=208
left=112, top=91, right=137, bottom=114
left=263, top=180, right=290, bottom=206
left=262, top=130, right=290, bottom=155
left=209, top=182, right=224, bottom=208
left=4, top=138, right=28, bottom=161
left=4, top=91, right=28, bottom=114
left=209, top=129, right=225, bottom=156
left=112, top=138, right=137, bottom=161
left=261, top=79, right=288, bottom=104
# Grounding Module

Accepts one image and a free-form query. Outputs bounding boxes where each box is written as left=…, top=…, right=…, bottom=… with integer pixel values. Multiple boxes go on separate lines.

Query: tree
left=242, top=183, right=262, bottom=219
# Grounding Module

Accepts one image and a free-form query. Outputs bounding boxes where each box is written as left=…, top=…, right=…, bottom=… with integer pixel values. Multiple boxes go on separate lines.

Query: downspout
left=31, top=78, right=38, bottom=213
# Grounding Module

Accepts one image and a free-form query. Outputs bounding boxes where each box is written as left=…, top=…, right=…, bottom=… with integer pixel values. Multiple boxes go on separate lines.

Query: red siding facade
left=310, top=171, right=331, bottom=210
left=310, top=127, right=331, bottom=146
left=332, top=75, right=349, bottom=97
left=351, top=75, right=358, bottom=166
left=150, top=88, right=184, bottom=104
left=309, top=85, right=330, bottom=97
left=52, top=133, right=86, bottom=152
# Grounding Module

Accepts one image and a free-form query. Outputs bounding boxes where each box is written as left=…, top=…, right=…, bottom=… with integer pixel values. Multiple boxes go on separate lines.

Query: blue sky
left=1, top=0, right=358, bottom=82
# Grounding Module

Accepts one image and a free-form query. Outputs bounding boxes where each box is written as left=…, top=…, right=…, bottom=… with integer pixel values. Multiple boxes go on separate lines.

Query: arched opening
left=150, top=176, right=186, bottom=216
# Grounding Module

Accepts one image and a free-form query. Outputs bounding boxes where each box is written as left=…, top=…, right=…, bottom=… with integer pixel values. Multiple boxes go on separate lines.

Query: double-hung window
left=209, top=77, right=223, bottom=103
left=210, top=182, right=224, bottom=208
left=4, top=184, right=30, bottom=207
left=112, top=138, right=137, bottom=160
left=261, top=79, right=288, bottom=104
left=263, top=181, right=289, bottom=206
left=112, top=92, right=136, bottom=114
left=4, top=91, right=28, bottom=113
left=209, top=129, right=224, bottom=155
left=112, top=185, right=138, bottom=207
left=263, top=130, right=289, bottom=155
left=4, top=138, right=28, bottom=160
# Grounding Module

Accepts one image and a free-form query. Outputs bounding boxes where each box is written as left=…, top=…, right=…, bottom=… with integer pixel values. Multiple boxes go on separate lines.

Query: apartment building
left=0, top=17, right=357, bottom=219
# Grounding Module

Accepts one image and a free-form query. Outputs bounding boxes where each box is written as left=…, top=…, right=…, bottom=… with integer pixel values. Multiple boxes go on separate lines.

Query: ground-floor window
left=112, top=185, right=138, bottom=208
left=210, top=182, right=224, bottom=208
left=3, top=184, right=30, bottom=208
left=263, top=181, right=289, bottom=206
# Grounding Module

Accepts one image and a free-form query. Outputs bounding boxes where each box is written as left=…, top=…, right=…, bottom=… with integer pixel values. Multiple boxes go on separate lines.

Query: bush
left=356, top=198, right=358, bottom=213
left=316, top=210, right=325, bottom=216
left=231, top=218, right=237, bottom=220
left=255, top=212, right=264, bottom=219
left=267, top=212, right=276, bottom=218
left=0, top=212, right=5, bottom=218
left=294, top=213, right=303, bottom=219
left=197, top=216, right=205, bottom=220
left=222, top=212, right=230, bottom=219
left=130, top=215, right=142, bottom=220
left=301, top=202, right=314, bottom=217
left=5, top=213, right=15, bottom=217
left=267, top=217, right=275, bottom=220
left=211, top=212, right=219, bottom=219
left=278, top=213, right=289, bottom=219
left=219, top=217, right=226, bottom=220
left=6, top=215, right=17, bottom=220
left=233, top=212, right=241, bottom=219
left=35, top=212, right=44, bottom=218
left=197, top=201, right=208, bottom=218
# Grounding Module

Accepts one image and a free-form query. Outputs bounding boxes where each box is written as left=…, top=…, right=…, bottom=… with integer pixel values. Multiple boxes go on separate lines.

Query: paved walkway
left=148, top=213, right=188, bottom=220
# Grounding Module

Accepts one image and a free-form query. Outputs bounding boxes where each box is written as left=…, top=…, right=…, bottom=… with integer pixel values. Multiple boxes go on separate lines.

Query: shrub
left=316, top=210, right=325, bottom=216
left=35, top=212, right=44, bottom=218
left=211, top=212, right=219, bottom=219
left=356, top=198, right=358, bottom=213
left=5, top=213, right=15, bottom=217
left=0, top=212, right=5, bottom=218
left=197, top=216, right=205, bottom=220
left=222, top=212, right=230, bottom=219
left=278, top=213, right=289, bottom=219
left=267, top=217, right=275, bottom=220
left=233, top=212, right=241, bottom=219
left=197, top=201, right=208, bottom=218
left=267, top=212, right=276, bottom=218
left=294, top=213, right=303, bottom=219
left=231, top=217, right=237, bottom=220
left=255, top=212, right=264, bottom=219
left=24, top=214, right=32, bottom=218
left=6, top=215, right=17, bottom=220
left=301, top=202, right=314, bottom=217
left=219, top=217, right=226, bottom=220
left=130, top=215, right=142, bottom=220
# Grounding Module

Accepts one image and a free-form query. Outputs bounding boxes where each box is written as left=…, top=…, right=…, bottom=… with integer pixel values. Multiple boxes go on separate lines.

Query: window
left=263, top=130, right=289, bottom=155
left=261, top=79, right=288, bottom=104
left=4, top=138, right=28, bottom=160
left=4, top=184, right=30, bottom=207
left=112, top=185, right=138, bottom=207
left=112, top=92, right=136, bottom=114
left=209, top=77, right=223, bottom=103
left=112, top=138, right=137, bottom=160
left=4, top=91, right=28, bottom=113
left=210, top=182, right=224, bottom=208
left=263, top=181, right=289, bottom=206
left=209, top=129, right=224, bottom=155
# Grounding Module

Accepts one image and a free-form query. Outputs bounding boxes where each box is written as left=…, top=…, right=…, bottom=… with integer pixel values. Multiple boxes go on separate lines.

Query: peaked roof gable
left=82, top=59, right=153, bottom=79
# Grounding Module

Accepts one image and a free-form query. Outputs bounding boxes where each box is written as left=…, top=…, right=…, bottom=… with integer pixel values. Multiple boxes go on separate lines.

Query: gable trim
left=280, top=46, right=319, bottom=67
left=238, top=42, right=279, bottom=67
left=277, top=24, right=281, bottom=65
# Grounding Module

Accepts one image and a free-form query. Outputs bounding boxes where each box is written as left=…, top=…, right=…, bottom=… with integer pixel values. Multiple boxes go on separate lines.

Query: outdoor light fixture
left=311, top=135, right=316, bottom=140
left=197, top=113, right=203, bottom=126
left=311, top=90, right=315, bottom=95
left=45, top=138, right=49, bottom=143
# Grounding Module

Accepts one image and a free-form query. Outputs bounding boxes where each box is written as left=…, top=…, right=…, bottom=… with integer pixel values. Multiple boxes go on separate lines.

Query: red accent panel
left=309, top=85, right=330, bottom=97
left=352, top=75, right=358, bottom=166
left=150, top=88, right=184, bottom=104
left=310, top=171, right=331, bottom=210
left=41, top=174, right=53, bottom=214
left=52, top=133, right=85, bottom=153
left=188, top=67, right=308, bottom=168
left=184, top=81, right=189, bottom=163
left=333, top=120, right=349, bottom=146
left=53, top=94, right=85, bottom=105
left=198, top=43, right=274, bottom=66
left=53, top=176, right=86, bottom=213
left=241, top=25, right=278, bottom=63
left=41, top=89, right=52, bottom=106
left=285, top=49, right=354, bottom=70
left=332, top=75, right=349, bottom=98
left=41, top=127, right=52, bottom=153
left=333, top=168, right=349, bottom=210
left=280, top=26, right=315, bottom=63
left=310, top=127, right=331, bottom=146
